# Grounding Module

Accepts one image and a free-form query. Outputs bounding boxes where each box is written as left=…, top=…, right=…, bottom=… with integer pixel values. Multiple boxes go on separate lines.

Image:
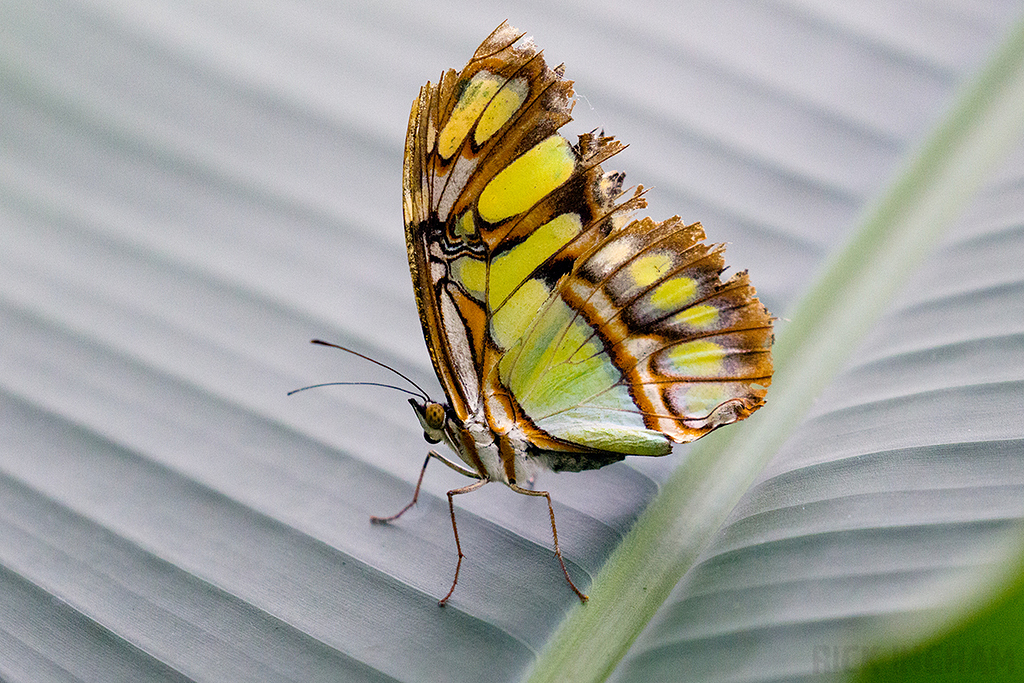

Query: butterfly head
left=409, top=397, right=452, bottom=445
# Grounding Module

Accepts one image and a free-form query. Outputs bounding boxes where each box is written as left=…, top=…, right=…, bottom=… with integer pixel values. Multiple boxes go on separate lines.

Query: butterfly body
left=410, top=396, right=535, bottom=486
left=382, top=22, right=772, bottom=604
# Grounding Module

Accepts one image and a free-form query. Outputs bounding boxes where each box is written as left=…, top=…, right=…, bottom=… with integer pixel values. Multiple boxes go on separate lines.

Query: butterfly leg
left=508, top=483, right=589, bottom=603
left=439, top=477, right=489, bottom=606
left=371, top=450, right=480, bottom=524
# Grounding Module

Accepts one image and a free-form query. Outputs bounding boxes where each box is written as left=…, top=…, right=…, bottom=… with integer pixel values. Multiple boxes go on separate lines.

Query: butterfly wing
left=404, top=21, right=609, bottom=421
left=500, top=215, right=774, bottom=471
left=404, top=23, right=773, bottom=469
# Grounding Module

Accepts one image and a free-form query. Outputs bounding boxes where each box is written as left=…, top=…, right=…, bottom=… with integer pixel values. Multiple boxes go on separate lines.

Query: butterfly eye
left=423, top=402, right=446, bottom=431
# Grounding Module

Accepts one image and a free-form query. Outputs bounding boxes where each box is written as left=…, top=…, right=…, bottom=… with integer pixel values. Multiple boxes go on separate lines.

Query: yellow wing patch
left=650, top=276, right=698, bottom=311
left=673, top=303, right=719, bottom=329
left=489, top=212, right=582, bottom=308
left=438, top=71, right=505, bottom=159
left=478, top=135, right=576, bottom=223
left=490, top=277, right=551, bottom=349
left=476, top=76, right=529, bottom=145
left=660, top=340, right=727, bottom=378
left=629, top=252, right=674, bottom=288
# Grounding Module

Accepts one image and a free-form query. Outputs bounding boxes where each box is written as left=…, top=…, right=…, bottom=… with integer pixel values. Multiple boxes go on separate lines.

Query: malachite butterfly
left=323, top=22, right=773, bottom=605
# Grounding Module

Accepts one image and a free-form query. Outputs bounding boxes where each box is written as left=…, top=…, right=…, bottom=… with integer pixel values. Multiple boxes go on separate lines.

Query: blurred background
left=2, top=2, right=1023, bottom=681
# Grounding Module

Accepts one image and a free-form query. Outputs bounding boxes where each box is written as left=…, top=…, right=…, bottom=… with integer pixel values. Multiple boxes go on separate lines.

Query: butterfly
left=327, top=22, right=773, bottom=606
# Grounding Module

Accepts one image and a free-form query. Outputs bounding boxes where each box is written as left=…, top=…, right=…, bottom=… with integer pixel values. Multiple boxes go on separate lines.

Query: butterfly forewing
left=404, top=22, right=773, bottom=468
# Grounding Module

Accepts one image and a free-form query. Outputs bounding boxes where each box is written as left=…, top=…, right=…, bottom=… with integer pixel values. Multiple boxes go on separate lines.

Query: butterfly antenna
left=305, top=339, right=431, bottom=401
left=287, top=381, right=423, bottom=398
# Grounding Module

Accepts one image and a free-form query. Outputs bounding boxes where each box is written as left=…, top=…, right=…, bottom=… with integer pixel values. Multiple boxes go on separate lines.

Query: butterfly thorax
left=410, top=396, right=537, bottom=485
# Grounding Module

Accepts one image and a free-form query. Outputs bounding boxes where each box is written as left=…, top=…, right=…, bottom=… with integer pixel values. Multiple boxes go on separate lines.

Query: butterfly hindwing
left=404, top=22, right=773, bottom=471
